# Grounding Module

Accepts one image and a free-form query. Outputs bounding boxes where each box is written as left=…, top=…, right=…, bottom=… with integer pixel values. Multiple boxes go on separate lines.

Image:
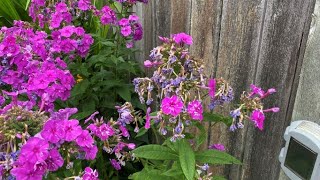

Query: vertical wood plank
left=170, top=0, right=191, bottom=34
left=243, top=0, right=315, bottom=179
left=213, top=0, right=269, bottom=179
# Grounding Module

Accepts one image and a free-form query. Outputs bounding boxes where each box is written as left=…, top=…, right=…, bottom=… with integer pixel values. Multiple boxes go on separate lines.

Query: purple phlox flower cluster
left=118, top=14, right=144, bottom=47
left=9, top=107, right=100, bottom=179
left=133, top=34, right=223, bottom=141
left=208, top=78, right=234, bottom=110
left=84, top=105, right=137, bottom=171
left=229, top=85, right=279, bottom=131
left=51, top=25, right=94, bottom=58
left=29, top=0, right=93, bottom=29
left=0, top=21, right=88, bottom=111
left=10, top=137, right=63, bottom=180
left=82, top=167, right=99, bottom=180
left=100, top=6, right=117, bottom=25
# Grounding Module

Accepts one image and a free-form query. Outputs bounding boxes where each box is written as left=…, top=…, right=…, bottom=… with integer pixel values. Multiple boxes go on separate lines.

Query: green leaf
left=0, top=0, right=21, bottom=21
left=194, top=122, right=207, bottom=149
left=135, top=127, right=148, bottom=138
left=162, top=162, right=184, bottom=177
left=71, top=79, right=90, bottom=97
left=195, top=150, right=241, bottom=165
left=71, top=110, right=95, bottom=120
left=117, top=86, right=131, bottom=101
left=101, top=41, right=116, bottom=47
left=212, top=176, right=227, bottom=180
left=129, top=169, right=171, bottom=180
left=177, top=139, right=195, bottom=180
left=203, top=112, right=233, bottom=126
left=132, top=145, right=178, bottom=160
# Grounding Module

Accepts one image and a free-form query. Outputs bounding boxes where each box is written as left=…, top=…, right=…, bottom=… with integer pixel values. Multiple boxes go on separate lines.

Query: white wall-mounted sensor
left=279, top=120, right=320, bottom=180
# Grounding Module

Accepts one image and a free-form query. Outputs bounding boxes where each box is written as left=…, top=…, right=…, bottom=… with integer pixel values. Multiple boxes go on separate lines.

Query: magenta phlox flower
left=50, top=13, right=63, bottom=29
left=0, top=95, right=4, bottom=106
left=96, top=123, right=115, bottom=141
left=41, top=120, right=65, bottom=143
left=127, top=143, right=136, bottom=150
left=208, top=78, right=216, bottom=98
left=100, top=6, right=117, bottom=25
left=264, top=107, right=280, bottom=113
left=250, top=84, right=265, bottom=97
left=45, top=148, right=64, bottom=171
left=114, top=142, right=126, bottom=154
left=59, top=25, right=75, bottom=37
left=119, top=125, right=130, bottom=138
left=63, top=120, right=83, bottom=141
left=55, top=2, right=68, bottom=13
left=145, top=107, right=151, bottom=129
left=161, top=95, right=184, bottom=116
left=250, top=109, right=266, bottom=130
left=82, top=167, right=99, bottom=180
left=209, top=144, right=225, bottom=151
left=76, top=130, right=94, bottom=147
left=82, top=146, right=98, bottom=160
left=133, top=23, right=143, bottom=41
left=144, top=60, right=153, bottom=68
left=11, top=163, right=44, bottom=180
left=78, top=0, right=92, bottom=11
left=0, top=36, right=20, bottom=57
left=118, top=18, right=129, bottom=26
left=50, top=108, right=78, bottom=120
left=110, top=159, right=121, bottom=170
left=129, top=15, right=139, bottom=22
left=173, top=33, right=193, bottom=45
left=187, top=100, right=203, bottom=121
left=20, top=137, right=49, bottom=163
left=121, top=26, right=132, bottom=37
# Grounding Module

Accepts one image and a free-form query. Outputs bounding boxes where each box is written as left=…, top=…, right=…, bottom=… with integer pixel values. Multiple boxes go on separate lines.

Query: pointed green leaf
left=194, top=122, right=207, bottom=148
left=203, top=112, right=233, bottom=126
left=129, top=169, right=172, bottom=180
left=195, top=150, right=241, bottom=165
left=117, top=86, right=131, bottom=101
left=132, top=145, right=178, bottom=160
left=177, top=139, right=195, bottom=180
left=212, top=176, right=227, bottom=180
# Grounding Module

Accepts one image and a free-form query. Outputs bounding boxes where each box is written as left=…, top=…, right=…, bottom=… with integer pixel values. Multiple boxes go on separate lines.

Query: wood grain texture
left=136, top=0, right=316, bottom=179
left=241, top=0, right=315, bottom=179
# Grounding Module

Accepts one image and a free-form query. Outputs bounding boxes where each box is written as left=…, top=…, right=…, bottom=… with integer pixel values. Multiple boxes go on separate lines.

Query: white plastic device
left=279, top=120, right=320, bottom=180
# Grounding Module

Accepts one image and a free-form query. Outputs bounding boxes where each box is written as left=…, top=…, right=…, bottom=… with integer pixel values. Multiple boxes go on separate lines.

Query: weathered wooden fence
left=135, top=0, right=316, bottom=179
